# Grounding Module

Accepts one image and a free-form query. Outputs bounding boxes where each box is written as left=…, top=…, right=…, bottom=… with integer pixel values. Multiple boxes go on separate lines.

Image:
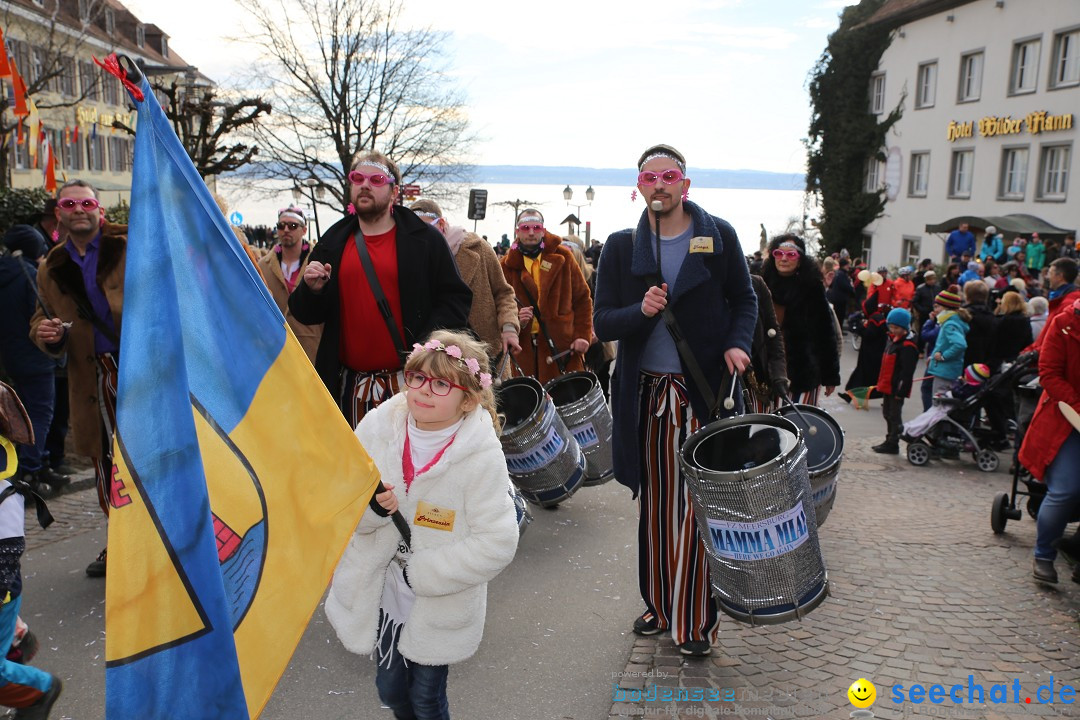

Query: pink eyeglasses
left=637, top=169, right=685, bottom=186
left=517, top=223, right=544, bottom=233
left=347, top=170, right=395, bottom=187
left=57, top=197, right=100, bottom=211
left=772, top=249, right=800, bottom=260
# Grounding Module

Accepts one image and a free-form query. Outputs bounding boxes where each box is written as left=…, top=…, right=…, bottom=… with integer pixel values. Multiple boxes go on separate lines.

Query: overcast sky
left=120, top=0, right=847, bottom=173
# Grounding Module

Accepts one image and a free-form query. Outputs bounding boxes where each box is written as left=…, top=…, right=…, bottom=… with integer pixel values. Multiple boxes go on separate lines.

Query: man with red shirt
left=289, top=151, right=471, bottom=427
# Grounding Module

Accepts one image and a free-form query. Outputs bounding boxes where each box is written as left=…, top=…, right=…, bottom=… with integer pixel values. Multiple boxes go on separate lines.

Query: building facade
left=2, top=0, right=205, bottom=204
left=862, top=0, right=1078, bottom=267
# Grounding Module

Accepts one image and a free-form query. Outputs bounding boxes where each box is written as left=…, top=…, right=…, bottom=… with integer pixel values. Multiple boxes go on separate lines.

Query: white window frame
left=105, top=8, right=115, bottom=35
left=949, top=149, right=974, bottom=199
left=78, top=0, right=90, bottom=22
left=864, top=157, right=883, bottom=192
left=869, top=72, right=885, bottom=114
left=916, top=61, right=937, bottom=108
left=958, top=50, right=983, bottom=103
left=999, top=145, right=1029, bottom=200
left=136, top=24, right=146, bottom=49
left=902, top=237, right=921, bottom=267
left=909, top=151, right=930, bottom=197
left=161, top=36, right=168, bottom=57
left=1037, top=143, right=1071, bottom=201
left=1050, top=27, right=1080, bottom=89
left=861, top=234, right=873, bottom=266
left=1010, top=37, right=1041, bottom=95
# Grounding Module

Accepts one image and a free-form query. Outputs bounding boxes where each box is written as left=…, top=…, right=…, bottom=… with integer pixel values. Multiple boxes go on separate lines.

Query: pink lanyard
left=402, top=428, right=455, bottom=492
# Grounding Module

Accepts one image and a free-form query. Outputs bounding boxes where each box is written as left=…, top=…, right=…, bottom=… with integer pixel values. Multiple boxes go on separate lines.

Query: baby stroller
left=845, top=311, right=864, bottom=351
left=904, top=355, right=1038, bottom=473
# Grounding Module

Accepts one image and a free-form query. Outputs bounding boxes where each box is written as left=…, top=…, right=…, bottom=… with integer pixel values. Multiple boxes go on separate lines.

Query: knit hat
left=963, top=363, right=991, bottom=386
left=886, top=307, right=911, bottom=328
left=934, top=289, right=962, bottom=309
left=2, top=225, right=48, bottom=262
left=985, top=225, right=996, bottom=235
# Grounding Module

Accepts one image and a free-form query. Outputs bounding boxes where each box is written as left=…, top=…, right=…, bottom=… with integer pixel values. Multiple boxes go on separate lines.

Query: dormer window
left=161, top=36, right=168, bottom=57
left=105, top=9, right=115, bottom=35
left=78, top=0, right=90, bottom=21
left=136, top=24, right=145, bottom=48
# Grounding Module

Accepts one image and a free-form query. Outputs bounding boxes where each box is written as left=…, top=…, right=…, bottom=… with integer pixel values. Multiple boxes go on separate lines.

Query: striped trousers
left=338, top=368, right=403, bottom=429
left=752, top=386, right=822, bottom=414
left=637, top=372, right=720, bottom=644
left=92, top=353, right=119, bottom=516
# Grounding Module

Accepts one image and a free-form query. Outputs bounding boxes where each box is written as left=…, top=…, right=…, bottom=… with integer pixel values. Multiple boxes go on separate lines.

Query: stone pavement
left=608, top=435, right=1080, bottom=720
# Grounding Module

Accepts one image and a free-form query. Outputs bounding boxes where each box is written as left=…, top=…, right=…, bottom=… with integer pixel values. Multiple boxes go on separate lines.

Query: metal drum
left=497, top=377, right=585, bottom=507
left=679, top=413, right=829, bottom=625
left=544, top=371, right=614, bottom=486
left=775, top=404, right=844, bottom=527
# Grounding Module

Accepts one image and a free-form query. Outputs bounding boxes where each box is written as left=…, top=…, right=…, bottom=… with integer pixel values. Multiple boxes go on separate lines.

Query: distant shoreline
left=468, top=165, right=805, bottom=192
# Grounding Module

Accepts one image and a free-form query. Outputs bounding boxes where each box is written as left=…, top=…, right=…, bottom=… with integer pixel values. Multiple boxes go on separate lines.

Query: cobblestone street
left=609, top=435, right=1080, bottom=719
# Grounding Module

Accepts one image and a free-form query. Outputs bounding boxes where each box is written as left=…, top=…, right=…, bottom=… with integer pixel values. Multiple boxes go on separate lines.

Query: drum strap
left=633, top=228, right=726, bottom=419
left=517, top=282, right=567, bottom=373
left=353, top=231, right=408, bottom=360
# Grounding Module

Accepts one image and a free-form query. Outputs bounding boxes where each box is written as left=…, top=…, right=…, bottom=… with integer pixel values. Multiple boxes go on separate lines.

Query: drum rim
left=544, top=371, right=601, bottom=408
left=497, top=376, right=548, bottom=434
left=716, top=575, right=829, bottom=626
left=775, top=403, right=844, bottom=474
left=682, top=413, right=802, bottom=481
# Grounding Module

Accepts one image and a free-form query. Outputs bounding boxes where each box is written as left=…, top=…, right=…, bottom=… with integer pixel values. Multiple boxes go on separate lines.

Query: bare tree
left=235, top=0, right=474, bottom=212
left=114, top=81, right=272, bottom=178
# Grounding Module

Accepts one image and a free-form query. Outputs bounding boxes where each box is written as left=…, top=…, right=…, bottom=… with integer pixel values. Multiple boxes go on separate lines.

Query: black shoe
left=678, top=640, right=712, bottom=657
left=872, top=443, right=900, bottom=454
left=1033, top=558, right=1058, bottom=584
left=1072, top=564, right=1080, bottom=584
left=900, top=433, right=915, bottom=443
left=86, top=548, right=107, bottom=578
left=1053, top=536, right=1080, bottom=566
left=838, top=392, right=853, bottom=404
left=632, top=612, right=665, bottom=636
left=14, top=674, right=62, bottom=719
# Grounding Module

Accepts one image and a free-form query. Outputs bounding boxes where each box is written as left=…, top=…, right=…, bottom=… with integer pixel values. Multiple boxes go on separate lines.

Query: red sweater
left=338, top=228, right=405, bottom=372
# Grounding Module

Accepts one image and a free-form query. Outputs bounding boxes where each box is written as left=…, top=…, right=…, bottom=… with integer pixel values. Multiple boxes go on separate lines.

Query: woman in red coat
left=1019, top=298, right=1080, bottom=584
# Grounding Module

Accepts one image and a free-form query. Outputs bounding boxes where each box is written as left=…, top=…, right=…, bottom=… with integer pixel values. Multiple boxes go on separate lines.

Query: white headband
left=278, top=210, right=306, bottom=225
left=639, top=152, right=686, bottom=172
left=778, top=241, right=801, bottom=252
left=518, top=214, right=543, bottom=224
left=355, top=160, right=394, bottom=179
left=415, top=211, right=441, bottom=220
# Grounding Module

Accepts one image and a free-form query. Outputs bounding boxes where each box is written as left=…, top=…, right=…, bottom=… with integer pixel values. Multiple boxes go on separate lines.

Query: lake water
left=217, top=180, right=809, bottom=256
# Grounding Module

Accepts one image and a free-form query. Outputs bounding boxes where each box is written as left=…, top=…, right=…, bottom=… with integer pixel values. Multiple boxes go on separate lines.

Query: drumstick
left=545, top=348, right=573, bottom=365
left=1059, top=402, right=1080, bottom=434
left=781, top=393, right=818, bottom=436
left=723, top=373, right=738, bottom=410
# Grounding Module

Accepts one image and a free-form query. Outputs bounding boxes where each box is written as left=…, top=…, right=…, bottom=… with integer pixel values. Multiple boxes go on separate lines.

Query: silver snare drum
left=775, top=404, right=843, bottom=527
left=544, top=372, right=614, bottom=486
left=497, top=377, right=585, bottom=507
left=679, top=413, right=829, bottom=626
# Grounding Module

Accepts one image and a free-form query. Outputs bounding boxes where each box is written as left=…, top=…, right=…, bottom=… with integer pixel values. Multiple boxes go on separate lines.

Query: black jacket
left=289, top=207, right=472, bottom=391
left=912, top=281, right=940, bottom=319
left=962, top=303, right=999, bottom=370
left=996, top=311, right=1033, bottom=363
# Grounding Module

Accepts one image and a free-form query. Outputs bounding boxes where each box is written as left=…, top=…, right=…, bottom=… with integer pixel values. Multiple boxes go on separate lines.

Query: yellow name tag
left=540, top=260, right=553, bottom=271
left=690, top=237, right=714, bottom=254
left=414, top=501, right=456, bottom=531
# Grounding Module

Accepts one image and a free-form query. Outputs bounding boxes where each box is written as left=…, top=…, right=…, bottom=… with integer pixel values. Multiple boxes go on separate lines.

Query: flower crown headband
left=408, top=339, right=493, bottom=389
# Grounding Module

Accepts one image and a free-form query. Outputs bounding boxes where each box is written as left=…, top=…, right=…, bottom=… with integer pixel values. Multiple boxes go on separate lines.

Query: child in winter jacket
left=927, top=289, right=972, bottom=395
left=326, top=330, right=519, bottom=720
left=873, top=308, right=919, bottom=454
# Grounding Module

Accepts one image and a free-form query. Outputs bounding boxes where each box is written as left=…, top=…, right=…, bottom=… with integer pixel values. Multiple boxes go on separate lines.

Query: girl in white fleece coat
left=326, top=330, right=518, bottom=720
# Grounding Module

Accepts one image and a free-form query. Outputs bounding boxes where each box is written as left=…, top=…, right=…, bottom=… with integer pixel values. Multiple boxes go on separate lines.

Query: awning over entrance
left=925, top=214, right=1075, bottom=240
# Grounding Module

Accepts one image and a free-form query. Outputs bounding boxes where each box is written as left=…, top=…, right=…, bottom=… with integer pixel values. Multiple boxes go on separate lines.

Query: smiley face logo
left=848, top=678, right=877, bottom=708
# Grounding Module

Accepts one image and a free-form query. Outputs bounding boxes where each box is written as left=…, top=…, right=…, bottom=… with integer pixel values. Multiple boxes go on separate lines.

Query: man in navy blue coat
left=593, top=144, right=756, bottom=657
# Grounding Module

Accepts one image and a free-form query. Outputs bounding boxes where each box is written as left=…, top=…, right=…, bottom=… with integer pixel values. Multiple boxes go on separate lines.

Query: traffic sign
left=402, top=183, right=421, bottom=198
left=229, top=211, right=243, bottom=225
left=468, top=189, right=488, bottom=220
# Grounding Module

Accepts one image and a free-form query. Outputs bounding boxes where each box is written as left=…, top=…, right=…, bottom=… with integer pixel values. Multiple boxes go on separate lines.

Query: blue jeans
left=375, top=624, right=450, bottom=720
left=921, top=376, right=934, bottom=412
left=6, top=373, right=54, bottom=474
left=1034, top=432, right=1080, bottom=560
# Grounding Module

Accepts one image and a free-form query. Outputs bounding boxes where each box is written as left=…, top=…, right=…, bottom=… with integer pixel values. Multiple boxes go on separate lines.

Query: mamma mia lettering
left=707, top=505, right=809, bottom=561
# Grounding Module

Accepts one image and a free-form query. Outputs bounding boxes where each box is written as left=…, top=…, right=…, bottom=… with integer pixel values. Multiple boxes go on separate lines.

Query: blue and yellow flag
left=105, top=65, right=378, bottom=718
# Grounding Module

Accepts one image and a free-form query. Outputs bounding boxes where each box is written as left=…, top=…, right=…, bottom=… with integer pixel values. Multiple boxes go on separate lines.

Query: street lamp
left=292, top=178, right=325, bottom=239
left=564, top=185, right=596, bottom=241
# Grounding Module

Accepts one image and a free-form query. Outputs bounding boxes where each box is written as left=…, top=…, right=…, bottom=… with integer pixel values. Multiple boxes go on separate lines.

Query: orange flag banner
left=10, top=59, right=28, bottom=116
left=0, top=28, right=11, bottom=80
